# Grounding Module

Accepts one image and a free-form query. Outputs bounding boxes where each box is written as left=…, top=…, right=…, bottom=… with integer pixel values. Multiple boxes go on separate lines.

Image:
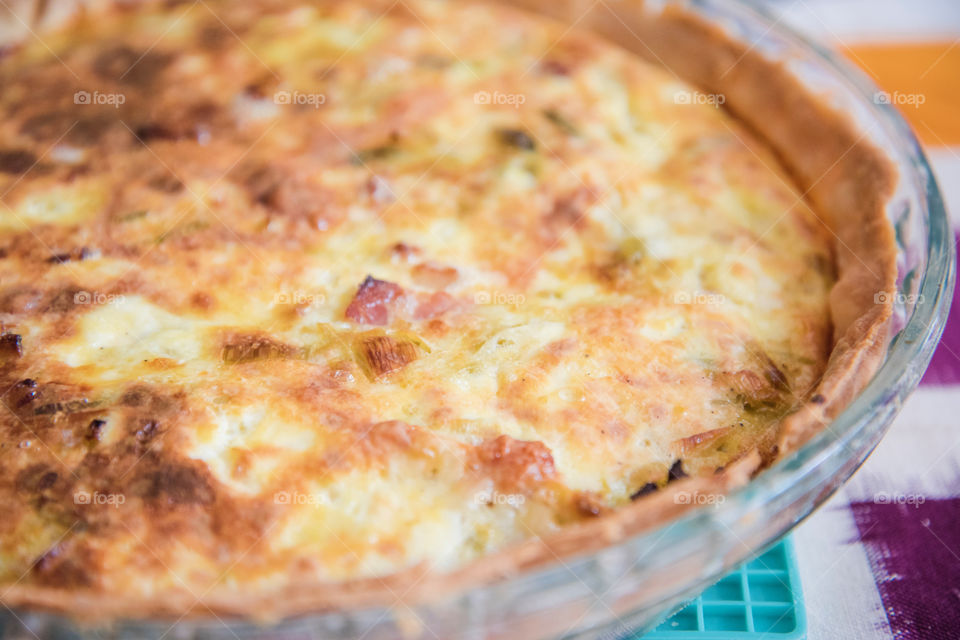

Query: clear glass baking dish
left=2, top=0, right=952, bottom=638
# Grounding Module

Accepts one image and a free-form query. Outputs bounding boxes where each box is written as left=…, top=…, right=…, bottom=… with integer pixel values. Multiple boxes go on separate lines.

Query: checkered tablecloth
left=765, top=2, right=960, bottom=638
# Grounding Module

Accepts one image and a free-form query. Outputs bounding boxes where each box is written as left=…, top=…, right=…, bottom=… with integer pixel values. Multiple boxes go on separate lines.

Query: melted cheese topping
left=0, top=0, right=833, bottom=607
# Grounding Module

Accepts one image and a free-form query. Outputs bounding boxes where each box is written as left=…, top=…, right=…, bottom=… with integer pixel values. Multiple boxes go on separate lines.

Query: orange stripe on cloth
left=842, top=42, right=960, bottom=147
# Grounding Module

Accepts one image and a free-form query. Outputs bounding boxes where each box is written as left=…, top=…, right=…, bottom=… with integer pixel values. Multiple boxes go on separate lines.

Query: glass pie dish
left=1, top=0, right=952, bottom=638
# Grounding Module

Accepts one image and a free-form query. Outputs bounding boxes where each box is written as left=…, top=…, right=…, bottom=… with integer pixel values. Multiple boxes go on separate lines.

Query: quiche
left=0, top=0, right=896, bottom=621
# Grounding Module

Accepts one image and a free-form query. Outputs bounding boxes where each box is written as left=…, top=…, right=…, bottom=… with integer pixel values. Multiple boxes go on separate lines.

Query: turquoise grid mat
left=634, top=537, right=806, bottom=639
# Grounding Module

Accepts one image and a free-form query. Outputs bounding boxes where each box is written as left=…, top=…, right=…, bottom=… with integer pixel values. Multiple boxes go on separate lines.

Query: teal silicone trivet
left=635, top=537, right=806, bottom=639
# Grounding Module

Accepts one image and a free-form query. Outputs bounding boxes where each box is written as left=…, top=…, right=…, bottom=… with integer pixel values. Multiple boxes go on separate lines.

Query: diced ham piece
left=345, top=275, right=468, bottom=325
left=413, top=291, right=458, bottom=321
left=344, top=276, right=404, bottom=325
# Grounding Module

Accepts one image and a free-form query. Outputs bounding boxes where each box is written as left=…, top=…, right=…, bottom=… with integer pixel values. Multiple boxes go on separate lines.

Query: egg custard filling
left=0, top=0, right=882, bottom=620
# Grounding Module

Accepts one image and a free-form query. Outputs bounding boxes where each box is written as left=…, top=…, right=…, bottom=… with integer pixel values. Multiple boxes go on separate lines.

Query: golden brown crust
left=0, top=0, right=896, bottom=622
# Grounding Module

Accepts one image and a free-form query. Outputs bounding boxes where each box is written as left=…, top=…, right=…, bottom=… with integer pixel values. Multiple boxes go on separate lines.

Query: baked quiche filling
left=0, top=0, right=832, bottom=604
